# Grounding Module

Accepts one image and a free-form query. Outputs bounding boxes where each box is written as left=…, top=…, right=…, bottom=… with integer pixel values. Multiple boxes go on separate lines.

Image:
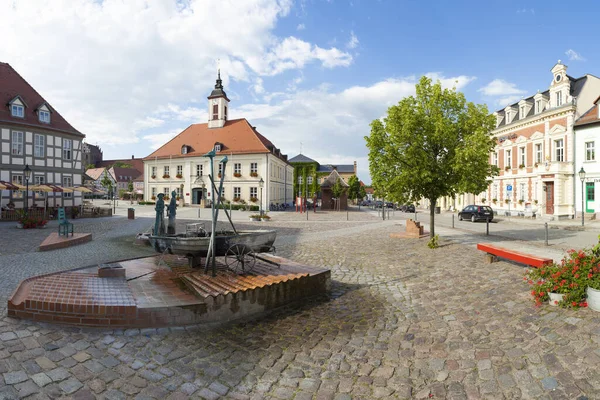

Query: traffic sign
left=506, top=184, right=513, bottom=192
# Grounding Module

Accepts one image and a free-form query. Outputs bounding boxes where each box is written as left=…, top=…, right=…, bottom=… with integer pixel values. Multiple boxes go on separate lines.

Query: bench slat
left=477, top=243, right=552, bottom=268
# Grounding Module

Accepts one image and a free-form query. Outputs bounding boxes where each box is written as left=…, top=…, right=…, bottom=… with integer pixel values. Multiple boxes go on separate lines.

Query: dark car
left=361, top=200, right=370, bottom=206
left=458, top=205, right=494, bottom=222
left=404, top=204, right=415, bottom=213
left=374, top=201, right=384, bottom=208
left=385, top=202, right=395, bottom=208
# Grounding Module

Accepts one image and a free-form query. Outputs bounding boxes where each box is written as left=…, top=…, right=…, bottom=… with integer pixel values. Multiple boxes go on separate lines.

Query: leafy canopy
left=365, top=76, right=498, bottom=205
left=347, top=175, right=361, bottom=200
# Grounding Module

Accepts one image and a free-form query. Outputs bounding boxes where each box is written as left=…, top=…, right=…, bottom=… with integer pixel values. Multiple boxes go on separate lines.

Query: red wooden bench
left=476, top=243, right=553, bottom=268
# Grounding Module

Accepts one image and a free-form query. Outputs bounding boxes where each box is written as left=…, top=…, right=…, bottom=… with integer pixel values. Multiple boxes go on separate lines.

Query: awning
left=30, top=184, right=73, bottom=193
left=64, top=186, right=94, bottom=193
left=0, top=181, right=26, bottom=190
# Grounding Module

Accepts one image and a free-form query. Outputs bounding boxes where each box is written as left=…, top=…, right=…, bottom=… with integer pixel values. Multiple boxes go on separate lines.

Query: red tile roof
left=0, top=62, right=82, bottom=136
left=144, top=118, right=286, bottom=162
left=96, top=158, right=144, bottom=174
left=575, top=103, right=600, bottom=127
left=109, top=167, right=143, bottom=183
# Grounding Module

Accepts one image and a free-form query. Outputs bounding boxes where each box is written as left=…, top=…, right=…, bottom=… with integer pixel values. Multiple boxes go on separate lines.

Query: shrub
left=427, top=234, right=439, bottom=249
left=249, top=214, right=261, bottom=219
left=17, top=211, right=48, bottom=229
left=261, top=214, right=271, bottom=220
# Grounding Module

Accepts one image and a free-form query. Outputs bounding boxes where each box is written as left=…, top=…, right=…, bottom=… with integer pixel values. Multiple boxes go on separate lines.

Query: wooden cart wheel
left=225, top=244, right=256, bottom=274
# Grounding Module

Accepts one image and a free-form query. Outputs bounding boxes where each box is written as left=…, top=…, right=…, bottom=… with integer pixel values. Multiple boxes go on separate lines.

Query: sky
left=1, top=0, right=599, bottom=184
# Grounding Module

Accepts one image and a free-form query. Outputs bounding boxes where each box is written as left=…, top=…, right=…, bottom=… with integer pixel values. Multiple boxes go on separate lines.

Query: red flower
left=572, top=302, right=577, bottom=307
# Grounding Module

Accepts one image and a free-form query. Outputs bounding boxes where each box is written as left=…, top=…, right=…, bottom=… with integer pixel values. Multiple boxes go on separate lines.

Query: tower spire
left=215, top=69, right=223, bottom=90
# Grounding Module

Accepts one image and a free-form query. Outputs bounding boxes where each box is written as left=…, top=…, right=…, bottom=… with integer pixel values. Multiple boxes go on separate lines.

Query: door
left=586, top=182, right=595, bottom=213
left=191, top=188, right=201, bottom=205
left=545, top=182, right=554, bottom=214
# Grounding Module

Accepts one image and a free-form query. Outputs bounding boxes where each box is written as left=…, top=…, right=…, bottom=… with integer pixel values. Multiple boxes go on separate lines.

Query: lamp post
left=579, top=167, right=586, bottom=226
left=24, top=164, right=31, bottom=215
left=259, top=178, right=264, bottom=216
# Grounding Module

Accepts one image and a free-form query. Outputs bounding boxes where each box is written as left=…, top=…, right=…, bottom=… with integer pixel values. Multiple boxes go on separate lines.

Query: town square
left=3, top=0, right=600, bottom=399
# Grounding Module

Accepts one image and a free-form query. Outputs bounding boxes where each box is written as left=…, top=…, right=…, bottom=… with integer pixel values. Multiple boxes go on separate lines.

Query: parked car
left=361, top=200, right=370, bottom=206
left=458, top=205, right=494, bottom=222
left=374, top=201, right=384, bottom=208
left=404, top=204, right=415, bottom=213
left=385, top=202, right=395, bottom=209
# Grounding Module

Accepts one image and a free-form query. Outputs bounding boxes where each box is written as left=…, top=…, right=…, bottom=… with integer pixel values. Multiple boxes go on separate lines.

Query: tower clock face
left=555, top=74, right=562, bottom=82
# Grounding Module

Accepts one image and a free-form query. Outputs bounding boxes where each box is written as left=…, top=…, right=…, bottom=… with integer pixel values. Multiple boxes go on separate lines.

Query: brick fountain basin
left=7, top=254, right=331, bottom=328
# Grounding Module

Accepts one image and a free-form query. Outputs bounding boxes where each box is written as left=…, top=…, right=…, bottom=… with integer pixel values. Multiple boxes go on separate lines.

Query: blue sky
left=1, top=0, right=599, bottom=183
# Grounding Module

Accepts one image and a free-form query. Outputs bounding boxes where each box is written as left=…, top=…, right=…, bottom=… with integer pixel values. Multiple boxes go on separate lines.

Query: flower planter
left=548, top=292, right=564, bottom=306
left=250, top=217, right=261, bottom=222
left=587, top=287, right=600, bottom=311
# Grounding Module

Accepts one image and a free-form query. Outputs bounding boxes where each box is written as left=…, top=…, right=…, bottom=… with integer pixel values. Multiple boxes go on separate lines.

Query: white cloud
left=346, top=31, right=359, bottom=49
left=478, top=79, right=525, bottom=96
left=566, top=49, right=586, bottom=62
left=516, top=8, right=534, bottom=14
left=0, top=0, right=350, bottom=147
left=252, top=78, right=265, bottom=95
left=296, top=23, right=305, bottom=30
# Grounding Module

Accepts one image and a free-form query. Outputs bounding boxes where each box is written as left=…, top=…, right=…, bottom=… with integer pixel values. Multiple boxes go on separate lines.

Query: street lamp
left=23, top=164, right=31, bottom=214
left=579, top=167, right=586, bottom=226
left=259, top=178, right=264, bottom=216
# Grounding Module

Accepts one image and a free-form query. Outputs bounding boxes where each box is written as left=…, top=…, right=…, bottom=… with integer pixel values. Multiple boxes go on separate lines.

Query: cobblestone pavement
left=0, top=212, right=599, bottom=398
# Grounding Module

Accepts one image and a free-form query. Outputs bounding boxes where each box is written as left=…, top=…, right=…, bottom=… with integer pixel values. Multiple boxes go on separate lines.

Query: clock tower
left=207, top=70, right=230, bottom=129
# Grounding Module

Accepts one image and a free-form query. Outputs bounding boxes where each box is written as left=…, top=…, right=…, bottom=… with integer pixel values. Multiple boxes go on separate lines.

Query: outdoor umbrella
left=29, top=185, right=73, bottom=215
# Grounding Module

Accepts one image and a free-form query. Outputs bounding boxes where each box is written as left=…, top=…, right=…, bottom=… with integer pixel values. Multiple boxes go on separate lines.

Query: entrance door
left=545, top=182, right=554, bottom=215
left=586, top=182, right=595, bottom=213
left=191, top=188, right=203, bottom=205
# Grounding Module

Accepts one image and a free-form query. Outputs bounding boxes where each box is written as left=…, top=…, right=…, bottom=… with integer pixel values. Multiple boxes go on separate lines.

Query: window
left=212, top=104, right=218, bottom=120
left=520, top=106, right=525, bottom=119
left=556, top=91, right=562, bottom=107
left=234, top=163, right=241, bottom=175
left=298, top=176, right=302, bottom=184
left=250, top=187, right=257, bottom=199
left=164, top=187, right=169, bottom=195
left=506, top=111, right=511, bottom=124
left=63, top=176, right=72, bottom=198
left=63, top=139, right=72, bottom=160
left=164, top=166, right=170, bottom=177
left=506, top=149, right=512, bottom=169
left=519, top=183, right=526, bottom=201
left=534, top=182, right=538, bottom=201
left=11, top=131, right=24, bottom=155
left=175, top=187, right=182, bottom=198
left=34, top=175, right=45, bottom=196
left=196, top=164, right=203, bottom=176
left=151, top=166, right=157, bottom=177
left=536, top=100, right=541, bottom=114
left=11, top=104, right=24, bottom=118
left=151, top=187, right=157, bottom=197
left=493, top=183, right=498, bottom=200
left=181, top=145, right=188, bottom=154
left=519, top=147, right=526, bottom=167
left=39, top=110, right=50, bottom=123
left=12, top=175, right=23, bottom=198
left=587, top=183, right=595, bottom=202
left=218, top=163, right=223, bottom=176
left=307, top=176, right=313, bottom=184
left=234, top=187, right=241, bottom=199
left=535, top=143, right=543, bottom=164
left=176, top=165, right=183, bottom=176
left=250, top=163, right=258, bottom=174
left=224, top=105, right=228, bottom=120
left=555, top=139, right=564, bottom=162
left=33, top=134, right=45, bottom=158
left=586, top=141, right=595, bottom=161
left=491, top=152, right=498, bottom=166
left=215, top=144, right=221, bottom=152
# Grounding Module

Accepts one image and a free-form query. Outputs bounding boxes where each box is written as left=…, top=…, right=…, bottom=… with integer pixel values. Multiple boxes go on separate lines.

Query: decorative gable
left=530, top=131, right=544, bottom=140
left=516, top=135, right=527, bottom=143
left=504, top=105, right=517, bottom=125
left=549, top=124, right=566, bottom=135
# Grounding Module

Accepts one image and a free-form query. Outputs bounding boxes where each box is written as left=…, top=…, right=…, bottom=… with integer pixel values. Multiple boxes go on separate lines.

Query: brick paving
left=0, top=211, right=598, bottom=398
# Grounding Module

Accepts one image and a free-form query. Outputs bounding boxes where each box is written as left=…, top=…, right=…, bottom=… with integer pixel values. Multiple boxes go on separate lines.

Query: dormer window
left=506, top=111, right=511, bottom=124
left=39, top=110, right=50, bottom=123
left=181, top=145, right=188, bottom=155
left=520, top=106, right=525, bottom=119
left=11, top=104, right=24, bottom=118
left=215, top=144, right=221, bottom=152
left=556, top=91, right=563, bottom=107
left=535, top=100, right=541, bottom=114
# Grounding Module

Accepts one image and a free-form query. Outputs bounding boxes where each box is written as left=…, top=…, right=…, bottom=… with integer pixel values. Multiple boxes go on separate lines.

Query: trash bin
left=435, top=206, right=441, bottom=214
left=128, top=208, right=135, bottom=220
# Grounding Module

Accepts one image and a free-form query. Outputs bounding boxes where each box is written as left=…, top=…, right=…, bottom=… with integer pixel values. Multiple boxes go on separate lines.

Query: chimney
left=131, top=155, right=134, bottom=159
left=354, top=161, right=357, bottom=173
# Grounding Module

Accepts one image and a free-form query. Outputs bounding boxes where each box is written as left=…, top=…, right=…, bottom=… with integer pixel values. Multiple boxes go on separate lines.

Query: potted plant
left=534, top=200, right=538, bottom=205
left=518, top=199, right=524, bottom=205
left=162, top=174, right=170, bottom=179
left=151, top=175, right=156, bottom=179
left=151, top=195, right=156, bottom=200
left=233, top=197, right=241, bottom=202
left=261, top=214, right=271, bottom=221
left=218, top=173, right=222, bottom=178
left=492, top=198, right=497, bottom=204
left=250, top=197, right=258, bottom=203
left=505, top=166, right=510, bottom=171
left=164, top=196, right=170, bottom=201
left=519, top=164, right=525, bottom=169
left=176, top=196, right=180, bottom=201
left=481, top=198, right=487, bottom=203
left=249, top=214, right=261, bottom=222
left=534, top=162, right=539, bottom=168
left=233, top=173, right=242, bottom=178
left=505, top=199, right=510, bottom=204
left=176, top=174, right=183, bottom=179
left=250, top=172, right=258, bottom=177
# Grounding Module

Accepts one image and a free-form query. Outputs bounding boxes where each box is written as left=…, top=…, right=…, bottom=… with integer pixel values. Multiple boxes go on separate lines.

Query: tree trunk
left=429, top=198, right=436, bottom=238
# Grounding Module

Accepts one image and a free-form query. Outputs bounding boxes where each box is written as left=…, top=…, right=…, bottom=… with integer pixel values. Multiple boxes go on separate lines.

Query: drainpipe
left=573, top=125, right=577, bottom=219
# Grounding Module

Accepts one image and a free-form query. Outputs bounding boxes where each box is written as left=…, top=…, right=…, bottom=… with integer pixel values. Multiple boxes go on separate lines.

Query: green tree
left=128, top=180, right=134, bottom=192
left=358, top=185, right=366, bottom=201
left=347, top=175, right=361, bottom=205
left=113, top=161, right=133, bottom=168
left=100, top=170, right=113, bottom=196
left=331, top=178, right=346, bottom=211
left=365, top=76, right=498, bottom=238
left=85, top=163, right=96, bottom=170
